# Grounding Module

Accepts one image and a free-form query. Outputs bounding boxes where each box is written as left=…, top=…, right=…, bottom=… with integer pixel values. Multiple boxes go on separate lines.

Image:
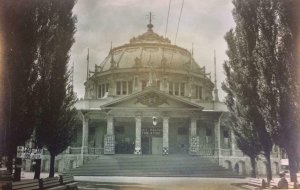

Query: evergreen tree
left=34, top=0, right=77, bottom=178
left=255, top=0, right=300, bottom=182
left=223, top=0, right=273, bottom=181
left=1, top=0, right=38, bottom=180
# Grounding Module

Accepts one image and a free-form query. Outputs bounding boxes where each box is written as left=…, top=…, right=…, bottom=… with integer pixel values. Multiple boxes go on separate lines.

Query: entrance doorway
left=152, top=137, right=163, bottom=154
left=142, top=137, right=151, bottom=154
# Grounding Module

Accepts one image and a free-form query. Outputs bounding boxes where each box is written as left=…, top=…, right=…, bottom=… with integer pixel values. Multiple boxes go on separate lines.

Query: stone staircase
left=66, top=155, right=242, bottom=177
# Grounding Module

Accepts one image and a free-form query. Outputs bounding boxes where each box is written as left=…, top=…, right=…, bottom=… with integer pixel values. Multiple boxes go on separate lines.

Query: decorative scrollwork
left=136, top=92, right=168, bottom=107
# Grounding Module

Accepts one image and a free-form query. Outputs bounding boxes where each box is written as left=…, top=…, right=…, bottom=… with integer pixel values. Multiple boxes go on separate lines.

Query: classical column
left=162, top=117, right=169, bottom=155
left=81, top=114, right=89, bottom=154
left=231, top=129, right=236, bottom=156
left=134, top=115, right=142, bottom=155
left=189, top=118, right=198, bottom=155
left=214, top=120, right=221, bottom=158
left=104, top=115, right=115, bottom=154
left=106, top=115, right=114, bottom=135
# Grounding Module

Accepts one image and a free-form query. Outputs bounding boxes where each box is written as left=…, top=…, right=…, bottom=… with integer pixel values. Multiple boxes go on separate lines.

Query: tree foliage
left=34, top=0, right=77, bottom=177
left=254, top=0, right=300, bottom=182
left=224, top=0, right=300, bottom=182
left=223, top=0, right=273, bottom=181
left=1, top=0, right=39, bottom=180
left=1, top=0, right=77, bottom=179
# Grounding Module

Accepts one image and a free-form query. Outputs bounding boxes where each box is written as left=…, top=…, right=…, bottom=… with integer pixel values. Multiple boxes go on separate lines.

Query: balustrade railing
left=69, top=147, right=82, bottom=154
left=221, top=149, right=232, bottom=156
left=88, top=147, right=104, bottom=155
left=198, top=148, right=214, bottom=156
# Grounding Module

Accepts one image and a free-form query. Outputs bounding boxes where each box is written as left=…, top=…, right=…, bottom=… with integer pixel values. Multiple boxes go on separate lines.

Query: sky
left=70, top=0, right=236, bottom=100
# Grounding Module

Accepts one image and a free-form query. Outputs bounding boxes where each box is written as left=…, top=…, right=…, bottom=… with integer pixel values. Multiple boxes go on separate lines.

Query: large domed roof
left=94, top=24, right=206, bottom=75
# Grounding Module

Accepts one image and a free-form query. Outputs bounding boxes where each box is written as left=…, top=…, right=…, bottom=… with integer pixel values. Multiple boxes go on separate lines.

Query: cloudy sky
left=70, top=0, right=235, bottom=100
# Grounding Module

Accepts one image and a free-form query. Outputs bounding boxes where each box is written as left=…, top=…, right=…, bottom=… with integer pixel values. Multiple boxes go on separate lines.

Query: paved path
left=75, top=176, right=247, bottom=190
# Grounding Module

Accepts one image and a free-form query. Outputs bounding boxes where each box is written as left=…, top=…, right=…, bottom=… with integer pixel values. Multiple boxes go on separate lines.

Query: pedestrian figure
left=277, top=171, right=288, bottom=189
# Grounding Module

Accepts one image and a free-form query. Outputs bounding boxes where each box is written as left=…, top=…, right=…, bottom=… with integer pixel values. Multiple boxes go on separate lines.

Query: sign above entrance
left=142, top=128, right=162, bottom=137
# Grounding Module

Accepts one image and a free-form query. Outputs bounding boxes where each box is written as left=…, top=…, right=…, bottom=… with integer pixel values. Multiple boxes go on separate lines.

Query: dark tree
left=223, top=29, right=263, bottom=178
left=1, top=0, right=38, bottom=181
left=255, top=0, right=300, bottom=182
left=223, top=0, right=273, bottom=181
left=34, top=0, right=77, bottom=178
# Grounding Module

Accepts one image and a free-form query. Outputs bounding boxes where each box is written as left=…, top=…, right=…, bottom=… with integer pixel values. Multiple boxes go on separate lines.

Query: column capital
left=105, top=113, right=114, bottom=120
left=80, top=111, right=89, bottom=119
left=135, top=115, right=142, bottom=120
left=161, top=111, right=170, bottom=118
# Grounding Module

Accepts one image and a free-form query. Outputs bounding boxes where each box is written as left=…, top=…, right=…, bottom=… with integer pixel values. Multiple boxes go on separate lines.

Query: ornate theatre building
left=36, top=21, right=281, bottom=176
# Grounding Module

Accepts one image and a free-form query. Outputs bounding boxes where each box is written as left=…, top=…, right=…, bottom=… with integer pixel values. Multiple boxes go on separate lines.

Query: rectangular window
left=122, top=81, right=127, bottom=95
left=128, top=81, right=133, bottom=94
left=134, top=76, right=138, bottom=87
left=101, top=84, right=105, bottom=97
left=98, top=85, right=102, bottom=98
left=206, top=128, right=212, bottom=136
left=196, top=86, right=203, bottom=99
left=174, top=83, right=179, bottom=96
left=156, top=80, right=160, bottom=90
left=142, top=80, right=147, bottom=90
left=116, top=81, right=121, bottom=95
left=105, top=83, right=109, bottom=93
left=223, top=130, right=229, bottom=138
left=180, top=83, right=185, bottom=96
left=169, top=82, right=173, bottom=95
left=98, top=83, right=109, bottom=98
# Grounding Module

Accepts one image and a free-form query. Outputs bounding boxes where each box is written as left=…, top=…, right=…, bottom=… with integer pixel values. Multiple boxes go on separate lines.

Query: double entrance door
left=142, top=137, right=163, bottom=154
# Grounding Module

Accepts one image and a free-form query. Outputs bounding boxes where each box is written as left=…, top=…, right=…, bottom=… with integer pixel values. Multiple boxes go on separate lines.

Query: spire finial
left=147, top=12, right=154, bottom=31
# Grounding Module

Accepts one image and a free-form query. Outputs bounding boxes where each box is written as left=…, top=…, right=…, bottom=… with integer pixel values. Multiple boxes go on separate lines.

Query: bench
left=7, top=179, right=40, bottom=190
left=59, top=175, right=78, bottom=190
left=0, top=170, right=12, bottom=190
left=242, top=178, right=267, bottom=190
left=40, top=177, right=65, bottom=190
left=0, top=171, right=12, bottom=181
left=264, top=179, right=296, bottom=189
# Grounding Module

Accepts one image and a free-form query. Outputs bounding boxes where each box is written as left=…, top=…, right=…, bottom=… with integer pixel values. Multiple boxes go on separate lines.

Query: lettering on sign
left=141, top=128, right=162, bottom=137
left=17, top=146, right=43, bottom=160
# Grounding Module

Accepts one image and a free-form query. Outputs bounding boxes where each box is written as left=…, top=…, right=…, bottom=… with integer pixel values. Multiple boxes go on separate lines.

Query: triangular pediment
left=100, top=88, right=203, bottom=111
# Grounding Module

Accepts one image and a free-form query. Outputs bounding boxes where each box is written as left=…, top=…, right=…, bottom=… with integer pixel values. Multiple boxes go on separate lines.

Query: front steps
left=66, top=155, right=242, bottom=178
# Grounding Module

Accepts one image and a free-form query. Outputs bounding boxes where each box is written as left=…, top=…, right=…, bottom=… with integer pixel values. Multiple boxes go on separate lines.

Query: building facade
left=36, top=22, right=281, bottom=176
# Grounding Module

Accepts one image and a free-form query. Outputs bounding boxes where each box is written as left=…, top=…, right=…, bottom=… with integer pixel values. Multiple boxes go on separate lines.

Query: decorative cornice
left=135, top=91, right=168, bottom=107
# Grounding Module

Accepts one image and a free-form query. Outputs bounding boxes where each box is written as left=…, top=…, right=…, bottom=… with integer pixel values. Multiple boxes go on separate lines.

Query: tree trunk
left=287, top=146, right=298, bottom=183
left=250, top=156, right=257, bottom=178
left=13, top=158, right=22, bottom=181
left=264, top=152, right=272, bottom=183
left=7, top=154, right=13, bottom=174
left=49, top=154, right=55, bottom=177
left=34, top=159, right=41, bottom=179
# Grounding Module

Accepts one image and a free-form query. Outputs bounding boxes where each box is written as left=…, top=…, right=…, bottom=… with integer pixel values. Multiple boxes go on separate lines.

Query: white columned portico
left=134, top=115, right=142, bottom=155
left=162, top=117, right=169, bottom=155
left=81, top=113, right=89, bottom=154
left=104, top=114, right=115, bottom=154
left=189, top=118, right=198, bottom=155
